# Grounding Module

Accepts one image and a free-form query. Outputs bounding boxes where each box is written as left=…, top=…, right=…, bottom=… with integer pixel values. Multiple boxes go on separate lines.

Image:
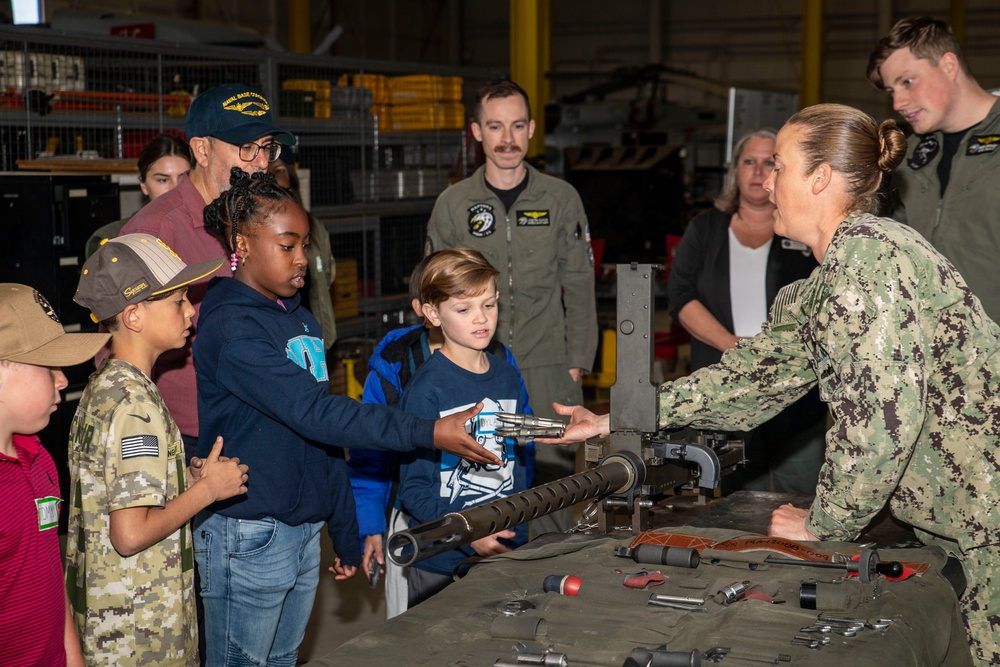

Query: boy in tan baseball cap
left=67, top=234, right=248, bottom=665
left=0, top=283, right=108, bottom=666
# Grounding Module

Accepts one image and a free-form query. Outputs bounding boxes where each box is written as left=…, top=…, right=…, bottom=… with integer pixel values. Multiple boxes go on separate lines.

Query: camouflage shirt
left=65, top=359, right=197, bottom=666
left=658, top=213, right=1000, bottom=551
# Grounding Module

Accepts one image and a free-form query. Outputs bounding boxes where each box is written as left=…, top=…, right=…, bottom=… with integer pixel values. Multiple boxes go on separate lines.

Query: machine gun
left=387, top=264, right=745, bottom=567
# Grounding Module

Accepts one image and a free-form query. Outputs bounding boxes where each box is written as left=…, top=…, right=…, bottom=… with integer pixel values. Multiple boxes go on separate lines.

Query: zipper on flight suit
left=504, top=210, right=515, bottom=346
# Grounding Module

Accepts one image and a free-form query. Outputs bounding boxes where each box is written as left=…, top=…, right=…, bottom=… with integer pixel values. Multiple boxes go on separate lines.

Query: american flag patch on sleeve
left=121, top=434, right=160, bottom=459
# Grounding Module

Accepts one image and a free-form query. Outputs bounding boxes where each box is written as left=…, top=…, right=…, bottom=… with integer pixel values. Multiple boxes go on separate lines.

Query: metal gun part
left=764, top=548, right=899, bottom=584
left=650, top=439, right=722, bottom=489
left=616, top=544, right=701, bottom=568
left=387, top=452, right=643, bottom=566
left=495, top=413, right=567, bottom=439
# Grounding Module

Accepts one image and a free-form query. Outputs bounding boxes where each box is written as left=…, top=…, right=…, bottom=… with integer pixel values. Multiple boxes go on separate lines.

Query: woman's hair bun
left=877, top=119, right=907, bottom=173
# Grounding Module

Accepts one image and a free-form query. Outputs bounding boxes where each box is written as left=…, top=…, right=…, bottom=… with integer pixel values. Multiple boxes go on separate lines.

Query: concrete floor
left=297, top=536, right=388, bottom=663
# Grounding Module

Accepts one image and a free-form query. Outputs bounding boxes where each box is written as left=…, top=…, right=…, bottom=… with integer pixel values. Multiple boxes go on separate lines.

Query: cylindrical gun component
left=543, top=574, right=582, bottom=597
left=718, top=580, right=751, bottom=604
left=650, top=594, right=706, bottom=606
left=627, top=544, right=701, bottom=569
left=800, top=582, right=818, bottom=610
left=387, top=455, right=639, bottom=566
left=624, top=648, right=702, bottom=667
left=513, top=651, right=568, bottom=666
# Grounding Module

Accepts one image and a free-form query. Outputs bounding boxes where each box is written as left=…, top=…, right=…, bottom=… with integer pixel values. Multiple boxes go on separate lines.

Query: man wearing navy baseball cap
left=115, top=81, right=293, bottom=663
left=119, top=83, right=296, bottom=458
left=184, top=83, right=296, bottom=199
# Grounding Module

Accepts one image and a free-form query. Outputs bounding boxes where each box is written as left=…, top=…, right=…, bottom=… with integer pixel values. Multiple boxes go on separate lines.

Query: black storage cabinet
left=0, top=174, right=120, bottom=529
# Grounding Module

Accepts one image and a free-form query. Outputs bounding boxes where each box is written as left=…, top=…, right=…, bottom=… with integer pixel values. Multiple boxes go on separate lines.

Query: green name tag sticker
left=35, top=496, right=60, bottom=531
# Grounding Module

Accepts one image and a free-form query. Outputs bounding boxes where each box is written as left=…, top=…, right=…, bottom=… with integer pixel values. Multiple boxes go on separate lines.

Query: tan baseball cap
left=0, top=284, right=109, bottom=366
left=75, top=233, right=224, bottom=322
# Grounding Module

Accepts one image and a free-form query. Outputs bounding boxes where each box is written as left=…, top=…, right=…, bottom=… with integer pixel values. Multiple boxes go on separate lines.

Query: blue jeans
left=193, top=512, right=323, bottom=666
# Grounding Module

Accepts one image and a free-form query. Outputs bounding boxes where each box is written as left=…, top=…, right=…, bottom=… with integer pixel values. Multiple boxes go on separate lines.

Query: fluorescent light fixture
left=12, top=0, right=44, bottom=25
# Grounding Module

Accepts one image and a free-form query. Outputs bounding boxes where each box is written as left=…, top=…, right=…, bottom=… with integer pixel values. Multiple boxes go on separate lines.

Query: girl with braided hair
left=193, top=168, right=500, bottom=665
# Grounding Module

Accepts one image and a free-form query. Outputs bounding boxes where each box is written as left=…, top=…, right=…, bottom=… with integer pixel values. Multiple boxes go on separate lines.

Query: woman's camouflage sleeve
left=656, top=277, right=819, bottom=433
left=804, top=236, right=927, bottom=540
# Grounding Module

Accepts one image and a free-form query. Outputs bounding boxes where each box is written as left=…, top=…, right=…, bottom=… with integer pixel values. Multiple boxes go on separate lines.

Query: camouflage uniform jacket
left=658, top=212, right=1000, bottom=552
left=66, top=359, right=197, bottom=666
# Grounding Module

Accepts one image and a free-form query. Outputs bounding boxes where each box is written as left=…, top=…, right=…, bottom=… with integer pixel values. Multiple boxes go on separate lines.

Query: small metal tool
left=717, top=580, right=752, bottom=604
left=500, top=600, right=535, bottom=616
left=650, top=593, right=706, bottom=606
left=647, top=598, right=709, bottom=612
left=510, top=644, right=568, bottom=666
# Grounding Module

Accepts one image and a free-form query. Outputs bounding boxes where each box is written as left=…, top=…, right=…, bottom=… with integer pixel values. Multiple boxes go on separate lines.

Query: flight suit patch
left=468, top=203, right=496, bottom=238
left=516, top=210, right=550, bottom=226
left=907, top=135, right=938, bottom=170
left=967, top=135, right=1000, bottom=156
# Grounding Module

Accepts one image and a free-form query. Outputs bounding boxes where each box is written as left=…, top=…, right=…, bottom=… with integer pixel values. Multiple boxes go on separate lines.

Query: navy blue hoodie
left=193, top=277, right=436, bottom=565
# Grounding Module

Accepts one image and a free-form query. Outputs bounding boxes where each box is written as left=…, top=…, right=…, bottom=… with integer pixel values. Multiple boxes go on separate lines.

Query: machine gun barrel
left=386, top=453, right=641, bottom=567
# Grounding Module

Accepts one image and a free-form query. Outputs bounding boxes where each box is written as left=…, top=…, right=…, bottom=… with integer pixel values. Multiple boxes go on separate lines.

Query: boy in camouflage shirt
left=66, top=234, right=249, bottom=666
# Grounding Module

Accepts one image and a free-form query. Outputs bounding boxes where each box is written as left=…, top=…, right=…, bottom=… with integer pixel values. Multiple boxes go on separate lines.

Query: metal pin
left=649, top=593, right=706, bottom=606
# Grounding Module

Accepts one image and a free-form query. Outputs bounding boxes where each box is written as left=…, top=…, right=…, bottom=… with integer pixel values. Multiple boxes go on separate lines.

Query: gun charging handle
left=764, top=548, right=902, bottom=584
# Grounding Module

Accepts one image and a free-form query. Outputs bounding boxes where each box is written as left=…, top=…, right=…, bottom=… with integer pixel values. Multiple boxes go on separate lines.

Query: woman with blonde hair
left=669, top=128, right=826, bottom=493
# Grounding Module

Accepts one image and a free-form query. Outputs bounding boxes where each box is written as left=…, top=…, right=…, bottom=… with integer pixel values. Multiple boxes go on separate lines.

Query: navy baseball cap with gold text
left=186, top=83, right=295, bottom=146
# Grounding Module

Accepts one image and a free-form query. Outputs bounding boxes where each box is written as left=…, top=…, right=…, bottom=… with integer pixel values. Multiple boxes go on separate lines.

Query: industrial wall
left=17, top=1, right=1000, bottom=120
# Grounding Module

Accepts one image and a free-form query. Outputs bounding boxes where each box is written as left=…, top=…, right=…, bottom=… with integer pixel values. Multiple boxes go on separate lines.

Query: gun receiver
left=387, top=264, right=744, bottom=567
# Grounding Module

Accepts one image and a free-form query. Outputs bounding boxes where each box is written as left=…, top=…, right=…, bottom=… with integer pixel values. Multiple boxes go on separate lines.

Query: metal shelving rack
left=0, top=24, right=502, bottom=342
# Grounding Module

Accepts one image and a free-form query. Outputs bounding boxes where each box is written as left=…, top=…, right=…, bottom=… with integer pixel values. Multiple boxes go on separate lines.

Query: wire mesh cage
left=0, top=24, right=501, bottom=343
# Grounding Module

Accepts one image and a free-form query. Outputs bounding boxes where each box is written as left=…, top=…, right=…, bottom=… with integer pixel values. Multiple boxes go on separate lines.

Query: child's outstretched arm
left=433, top=403, right=501, bottom=465
left=109, top=437, right=248, bottom=557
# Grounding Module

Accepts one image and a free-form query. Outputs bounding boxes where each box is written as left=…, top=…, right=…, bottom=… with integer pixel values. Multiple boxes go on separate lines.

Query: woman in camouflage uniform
left=544, top=103, right=1000, bottom=665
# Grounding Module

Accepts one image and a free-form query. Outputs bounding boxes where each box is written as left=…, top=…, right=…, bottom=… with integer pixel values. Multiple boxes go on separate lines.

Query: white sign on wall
left=726, top=87, right=799, bottom=165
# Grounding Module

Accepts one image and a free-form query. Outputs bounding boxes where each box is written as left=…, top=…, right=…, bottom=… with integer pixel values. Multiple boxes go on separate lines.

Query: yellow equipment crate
left=281, top=79, right=332, bottom=100
left=337, top=73, right=389, bottom=105
left=374, top=104, right=392, bottom=132
left=388, top=74, right=463, bottom=104
left=387, top=102, right=466, bottom=131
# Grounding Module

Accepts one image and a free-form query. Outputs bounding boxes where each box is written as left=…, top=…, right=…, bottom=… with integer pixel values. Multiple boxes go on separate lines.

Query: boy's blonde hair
left=419, top=248, right=499, bottom=307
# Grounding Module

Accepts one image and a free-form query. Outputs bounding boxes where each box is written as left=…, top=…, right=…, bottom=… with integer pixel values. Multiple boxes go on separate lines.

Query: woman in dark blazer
left=668, top=129, right=827, bottom=493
